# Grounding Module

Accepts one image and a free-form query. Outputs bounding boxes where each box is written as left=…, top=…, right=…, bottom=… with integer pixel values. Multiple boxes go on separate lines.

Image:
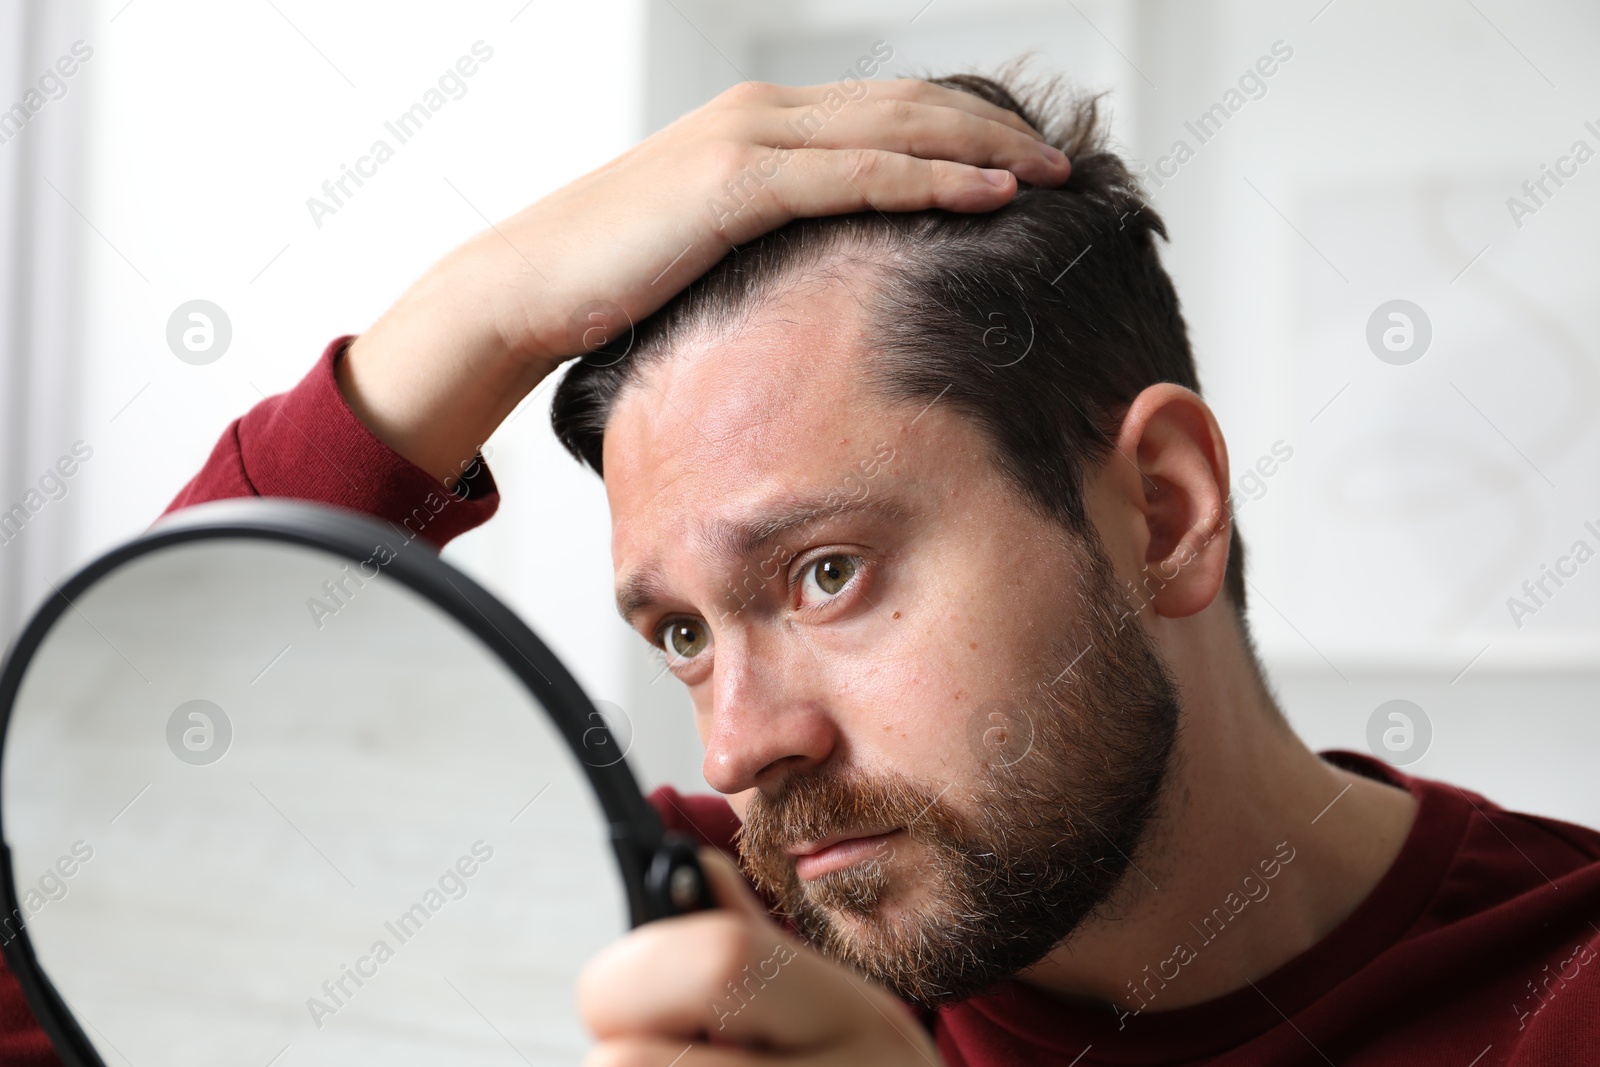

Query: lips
left=787, top=829, right=902, bottom=882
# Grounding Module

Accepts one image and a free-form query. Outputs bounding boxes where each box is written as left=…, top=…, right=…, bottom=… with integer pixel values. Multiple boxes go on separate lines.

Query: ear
left=1091, top=383, right=1232, bottom=619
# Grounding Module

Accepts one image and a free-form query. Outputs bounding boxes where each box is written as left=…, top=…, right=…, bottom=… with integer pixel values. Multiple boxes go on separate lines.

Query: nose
left=700, top=637, right=839, bottom=795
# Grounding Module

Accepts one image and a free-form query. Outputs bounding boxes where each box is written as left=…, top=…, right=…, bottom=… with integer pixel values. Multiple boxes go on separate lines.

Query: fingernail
left=1039, top=143, right=1068, bottom=166
left=980, top=168, right=1012, bottom=187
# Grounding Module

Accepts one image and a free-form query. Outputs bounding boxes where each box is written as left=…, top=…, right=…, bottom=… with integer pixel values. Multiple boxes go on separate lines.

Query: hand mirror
left=0, top=499, right=712, bottom=1065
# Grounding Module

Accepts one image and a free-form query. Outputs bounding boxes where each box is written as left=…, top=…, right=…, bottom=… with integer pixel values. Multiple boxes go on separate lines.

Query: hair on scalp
left=551, top=67, right=1250, bottom=618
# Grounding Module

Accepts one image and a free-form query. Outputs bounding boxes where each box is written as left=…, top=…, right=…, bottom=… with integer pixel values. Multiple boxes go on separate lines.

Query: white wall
left=0, top=2, right=93, bottom=652
left=55, top=0, right=673, bottom=786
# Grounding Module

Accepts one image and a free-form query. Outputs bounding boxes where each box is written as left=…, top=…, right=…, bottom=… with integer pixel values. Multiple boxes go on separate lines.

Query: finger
left=698, top=847, right=771, bottom=924
left=578, top=910, right=849, bottom=1047
left=760, top=149, right=1018, bottom=220
left=766, top=98, right=1069, bottom=187
left=584, top=1036, right=910, bottom=1067
left=773, top=77, right=1044, bottom=140
left=582, top=1036, right=755, bottom=1067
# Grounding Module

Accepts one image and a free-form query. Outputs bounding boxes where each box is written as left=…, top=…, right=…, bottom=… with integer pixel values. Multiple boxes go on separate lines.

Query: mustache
left=735, top=769, right=965, bottom=884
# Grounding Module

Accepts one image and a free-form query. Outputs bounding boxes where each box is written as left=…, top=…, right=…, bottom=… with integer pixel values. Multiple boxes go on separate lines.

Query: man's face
left=603, top=275, right=1178, bottom=1004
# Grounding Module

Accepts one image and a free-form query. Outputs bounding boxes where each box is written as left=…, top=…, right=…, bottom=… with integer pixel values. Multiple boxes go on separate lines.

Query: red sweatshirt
left=5, top=339, right=1598, bottom=1066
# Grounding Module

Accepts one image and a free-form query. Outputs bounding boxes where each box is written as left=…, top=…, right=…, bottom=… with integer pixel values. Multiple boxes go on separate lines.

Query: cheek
left=832, top=622, right=1006, bottom=782
left=828, top=561, right=1071, bottom=781
left=883, top=592, right=1080, bottom=772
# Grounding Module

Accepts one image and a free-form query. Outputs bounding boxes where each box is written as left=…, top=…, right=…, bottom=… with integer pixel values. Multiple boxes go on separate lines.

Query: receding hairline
left=617, top=237, right=911, bottom=384
left=597, top=246, right=917, bottom=464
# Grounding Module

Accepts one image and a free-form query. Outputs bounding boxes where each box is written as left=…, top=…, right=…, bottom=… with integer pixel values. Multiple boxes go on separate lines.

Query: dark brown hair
left=551, top=71, right=1248, bottom=616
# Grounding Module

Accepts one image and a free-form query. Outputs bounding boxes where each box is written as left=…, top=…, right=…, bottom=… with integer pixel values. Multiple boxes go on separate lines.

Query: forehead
left=602, top=275, right=907, bottom=559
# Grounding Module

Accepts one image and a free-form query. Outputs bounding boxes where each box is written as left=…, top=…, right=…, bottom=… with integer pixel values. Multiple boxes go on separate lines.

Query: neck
left=1019, top=598, right=1417, bottom=1013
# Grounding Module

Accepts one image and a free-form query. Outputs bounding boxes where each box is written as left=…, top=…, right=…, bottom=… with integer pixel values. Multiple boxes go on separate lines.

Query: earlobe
left=1110, top=384, right=1232, bottom=620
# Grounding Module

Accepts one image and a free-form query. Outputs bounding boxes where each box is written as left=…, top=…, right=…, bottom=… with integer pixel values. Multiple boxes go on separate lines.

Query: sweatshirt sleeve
left=647, top=785, right=743, bottom=858
left=161, top=336, right=498, bottom=547
left=0, top=958, right=60, bottom=1066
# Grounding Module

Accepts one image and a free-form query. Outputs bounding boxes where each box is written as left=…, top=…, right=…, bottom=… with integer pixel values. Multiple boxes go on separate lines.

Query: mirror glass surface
left=2, top=538, right=626, bottom=1065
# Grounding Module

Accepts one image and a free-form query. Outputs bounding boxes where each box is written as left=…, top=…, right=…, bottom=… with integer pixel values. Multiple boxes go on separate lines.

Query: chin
left=809, top=857, right=950, bottom=943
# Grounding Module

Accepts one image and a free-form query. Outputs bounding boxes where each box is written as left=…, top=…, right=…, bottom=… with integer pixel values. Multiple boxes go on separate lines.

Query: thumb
left=696, top=846, right=776, bottom=925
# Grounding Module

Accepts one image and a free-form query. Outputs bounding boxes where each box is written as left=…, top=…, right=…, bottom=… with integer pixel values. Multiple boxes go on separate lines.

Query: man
left=4, top=71, right=1598, bottom=1067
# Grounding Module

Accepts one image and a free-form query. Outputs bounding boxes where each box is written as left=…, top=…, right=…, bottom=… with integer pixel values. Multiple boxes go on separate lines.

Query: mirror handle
left=644, top=834, right=717, bottom=918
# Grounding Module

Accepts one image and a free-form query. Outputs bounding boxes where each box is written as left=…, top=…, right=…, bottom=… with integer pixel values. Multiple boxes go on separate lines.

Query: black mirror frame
left=0, top=499, right=713, bottom=1067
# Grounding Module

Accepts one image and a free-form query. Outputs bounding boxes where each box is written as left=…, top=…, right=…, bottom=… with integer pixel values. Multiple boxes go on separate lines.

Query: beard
left=735, top=536, right=1181, bottom=1007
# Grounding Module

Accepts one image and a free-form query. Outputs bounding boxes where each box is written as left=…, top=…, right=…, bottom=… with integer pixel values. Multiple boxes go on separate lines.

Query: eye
left=799, top=554, right=859, bottom=606
left=659, top=618, right=710, bottom=661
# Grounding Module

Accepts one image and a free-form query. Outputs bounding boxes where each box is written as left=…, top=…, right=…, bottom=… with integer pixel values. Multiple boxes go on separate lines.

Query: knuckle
left=879, top=97, right=919, bottom=128
left=717, top=79, right=773, bottom=107
left=926, top=158, right=968, bottom=196
left=842, top=148, right=888, bottom=186
left=703, top=140, right=750, bottom=183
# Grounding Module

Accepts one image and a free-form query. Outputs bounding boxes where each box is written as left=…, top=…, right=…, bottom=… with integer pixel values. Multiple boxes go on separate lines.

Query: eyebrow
left=615, top=569, right=671, bottom=625
left=614, top=494, right=911, bottom=622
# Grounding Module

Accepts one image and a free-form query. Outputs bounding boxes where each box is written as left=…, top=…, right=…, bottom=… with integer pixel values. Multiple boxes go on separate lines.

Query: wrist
left=434, top=228, right=576, bottom=374
left=340, top=277, right=551, bottom=485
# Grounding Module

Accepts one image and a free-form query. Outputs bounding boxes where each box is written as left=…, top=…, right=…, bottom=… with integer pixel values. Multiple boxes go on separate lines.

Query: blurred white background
left=1, top=0, right=1597, bottom=819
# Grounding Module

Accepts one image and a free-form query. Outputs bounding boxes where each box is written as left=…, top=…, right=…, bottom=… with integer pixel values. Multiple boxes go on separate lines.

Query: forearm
left=340, top=236, right=556, bottom=487
left=161, top=338, right=499, bottom=549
